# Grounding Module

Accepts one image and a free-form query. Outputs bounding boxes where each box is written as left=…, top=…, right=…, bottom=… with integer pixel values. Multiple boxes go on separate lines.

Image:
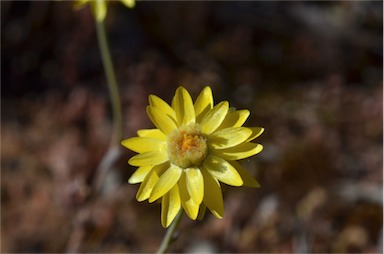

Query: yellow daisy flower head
left=122, top=86, right=264, bottom=228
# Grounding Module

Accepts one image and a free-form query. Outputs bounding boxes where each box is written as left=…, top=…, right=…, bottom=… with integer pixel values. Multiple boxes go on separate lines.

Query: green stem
left=156, top=210, right=184, bottom=254
left=95, top=18, right=123, bottom=143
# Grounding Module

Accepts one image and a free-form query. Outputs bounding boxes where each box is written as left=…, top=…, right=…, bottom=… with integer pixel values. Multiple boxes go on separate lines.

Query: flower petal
left=217, top=109, right=250, bottom=130
left=208, top=127, right=252, bottom=149
left=172, top=86, right=195, bottom=126
left=128, top=151, right=168, bottom=166
left=203, top=155, right=243, bottom=186
left=161, top=185, right=181, bottom=228
left=121, top=137, right=166, bottom=153
left=194, top=86, right=213, bottom=123
left=185, top=167, right=204, bottom=205
left=211, top=143, right=263, bottom=160
left=200, top=101, right=229, bottom=135
left=229, top=161, right=261, bottom=188
left=128, top=165, right=153, bottom=184
left=178, top=173, right=200, bottom=220
left=201, top=167, right=224, bottom=218
left=246, top=127, right=265, bottom=142
left=136, top=168, right=160, bottom=201
left=146, top=106, right=178, bottom=135
left=149, top=94, right=176, bottom=121
left=137, top=129, right=167, bottom=140
left=120, top=0, right=135, bottom=8
left=149, top=165, right=182, bottom=202
left=133, top=163, right=168, bottom=196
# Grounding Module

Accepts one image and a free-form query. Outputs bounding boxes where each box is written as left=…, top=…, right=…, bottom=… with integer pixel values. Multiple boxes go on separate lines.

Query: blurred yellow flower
left=75, top=0, right=135, bottom=21
left=122, top=86, right=264, bottom=227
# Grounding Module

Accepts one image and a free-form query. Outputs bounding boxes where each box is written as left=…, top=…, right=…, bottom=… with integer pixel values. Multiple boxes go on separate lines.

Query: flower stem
left=95, top=18, right=123, bottom=143
left=156, top=210, right=184, bottom=254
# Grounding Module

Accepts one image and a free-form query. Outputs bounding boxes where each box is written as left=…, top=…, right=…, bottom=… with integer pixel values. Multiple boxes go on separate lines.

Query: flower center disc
left=167, top=123, right=208, bottom=169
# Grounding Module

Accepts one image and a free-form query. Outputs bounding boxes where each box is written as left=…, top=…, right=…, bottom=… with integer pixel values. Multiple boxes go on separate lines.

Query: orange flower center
left=167, top=123, right=208, bottom=169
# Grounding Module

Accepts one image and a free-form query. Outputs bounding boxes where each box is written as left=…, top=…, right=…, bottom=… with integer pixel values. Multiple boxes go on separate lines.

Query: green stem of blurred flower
left=95, top=18, right=123, bottom=143
left=156, top=210, right=184, bottom=254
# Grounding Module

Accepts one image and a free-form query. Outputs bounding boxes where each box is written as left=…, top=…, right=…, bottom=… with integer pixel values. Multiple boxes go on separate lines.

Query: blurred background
left=1, top=1, right=383, bottom=253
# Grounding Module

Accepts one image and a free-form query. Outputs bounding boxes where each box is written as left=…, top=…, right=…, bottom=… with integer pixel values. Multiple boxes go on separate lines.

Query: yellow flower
left=122, top=86, right=264, bottom=227
left=75, top=0, right=135, bottom=22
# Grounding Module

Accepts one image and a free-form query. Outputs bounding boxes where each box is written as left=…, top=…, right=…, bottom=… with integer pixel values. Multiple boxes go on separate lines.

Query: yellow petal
left=120, top=0, right=135, bottom=8
left=128, top=151, right=168, bottom=166
left=149, top=94, right=176, bottom=121
left=203, top=155, right=243, bottom=186
left=172, top=86, right=195, bottom=126
left=136, top=168, right=160, bottom=201
left=161, top=194, right=170, bottom=228
left=149, top=165, right=182, bottom=202
left=211, top=143, right=263, bottom=161
left=217, top=109, right=250, bottom=130
left=178, top=173, right=200, bottom=220
left=201, top=167, right=224, bottom=218
left=137, top=129, right=167, bottom=140
left=121, top=137, right=166, bottom=153
left=208, top=127, right=252, bottom=149
left=200, top=101, right=229, bottom=135
left=132, top=163, right=168, bottom=188
left=128, top=166, right=153, bottom=184
left=246, top=127, right=265, bottom=142
left=194, top=86, right=213, bottom=123
left=161, top=185, right=181, bottom=228
left=146, top=106, right=178, bottom=135
left=229, top=161, right=260, bottom=188
left=185, top=167, right=204, bottom=205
